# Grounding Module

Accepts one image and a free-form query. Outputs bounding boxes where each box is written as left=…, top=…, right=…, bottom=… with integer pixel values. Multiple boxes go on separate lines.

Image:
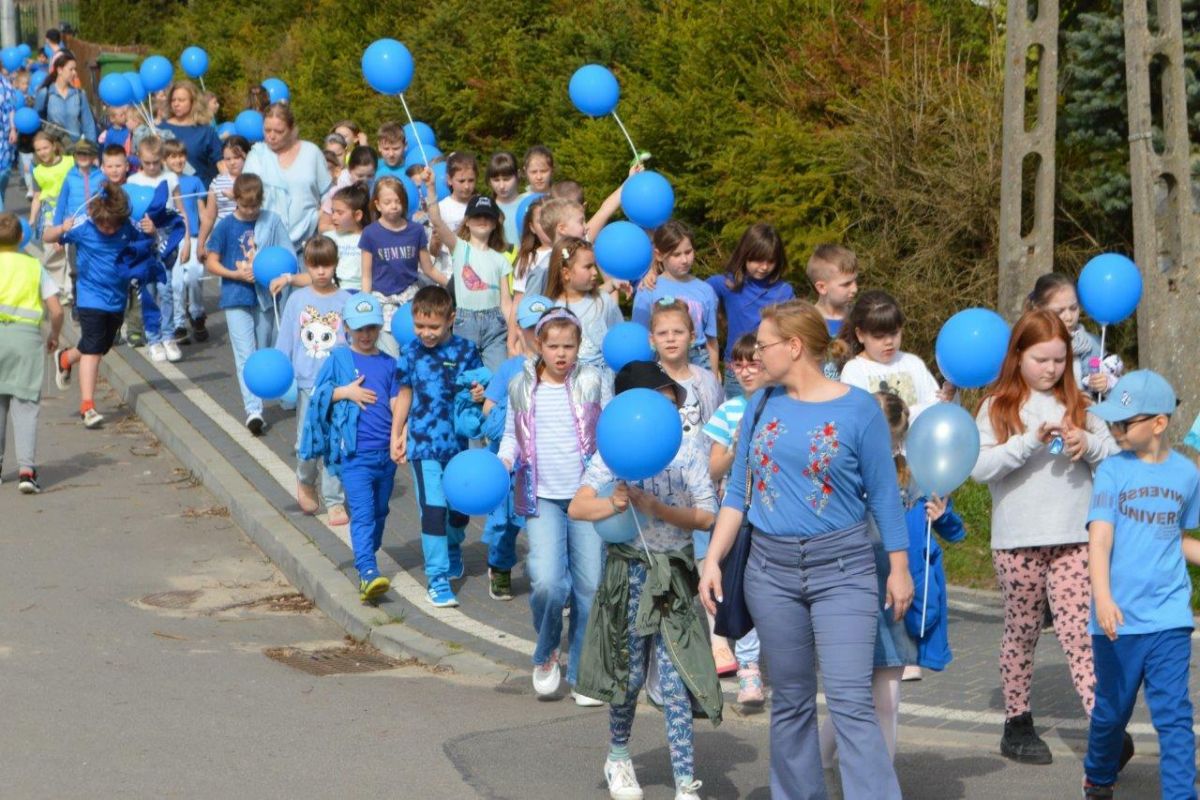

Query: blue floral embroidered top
left=724, top=386, right=908, bottom=551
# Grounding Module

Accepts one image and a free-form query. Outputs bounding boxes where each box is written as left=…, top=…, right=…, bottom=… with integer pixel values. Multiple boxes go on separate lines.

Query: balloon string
left=398, top=93, right=429, bottom=168
left=610, top=111, right=640, bottom=163
left=919, top=514, right=932, bottom=638
left=1098, top=325, right=1107, bottom=401
left=272, top=293, right=280, bottom=330
left=37, top=117, right=73, bottom=136
left=626, top=483, right=655, bottom=563
left=199, top=76, right=207, bottom=94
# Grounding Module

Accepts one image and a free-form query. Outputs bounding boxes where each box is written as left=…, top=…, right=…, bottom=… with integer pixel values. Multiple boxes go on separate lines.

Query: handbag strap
left=741, top=387, right=774, bottom=512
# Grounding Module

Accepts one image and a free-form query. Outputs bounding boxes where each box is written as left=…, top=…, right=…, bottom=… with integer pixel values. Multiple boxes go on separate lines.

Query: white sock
left=819, top=667, right=904, bottom=768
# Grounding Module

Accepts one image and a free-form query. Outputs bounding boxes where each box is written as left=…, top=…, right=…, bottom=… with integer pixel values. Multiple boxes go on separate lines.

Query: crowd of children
left=4, top=57, right=1200, bottom=799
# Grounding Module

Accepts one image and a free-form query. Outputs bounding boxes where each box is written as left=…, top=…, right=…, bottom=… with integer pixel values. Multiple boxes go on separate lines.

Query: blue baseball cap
left=516, top=294, right=553, bottom=329
left=1088, top=369, right=1178, bottom=422
left=342, top=293, right=384, bottom=330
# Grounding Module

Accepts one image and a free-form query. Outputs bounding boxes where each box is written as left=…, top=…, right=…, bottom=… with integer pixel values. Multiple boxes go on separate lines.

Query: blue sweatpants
left=1085, top=629, right=1196, bottom=797
left=342, top=449, right=396, bottom=580
left=410, top=459, right=469, bottom=580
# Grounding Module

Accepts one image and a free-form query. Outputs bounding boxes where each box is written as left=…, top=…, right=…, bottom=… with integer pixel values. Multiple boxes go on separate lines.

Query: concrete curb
left=62, top=322, right=514, bottom=682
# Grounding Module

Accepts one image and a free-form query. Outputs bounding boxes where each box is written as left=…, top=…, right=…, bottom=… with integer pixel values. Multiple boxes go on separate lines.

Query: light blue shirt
left=632, top=274, right=718, bottom=348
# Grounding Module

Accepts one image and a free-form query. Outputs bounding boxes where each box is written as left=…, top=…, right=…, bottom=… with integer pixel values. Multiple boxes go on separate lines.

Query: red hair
left=979, top=310, right=1088, bottom=442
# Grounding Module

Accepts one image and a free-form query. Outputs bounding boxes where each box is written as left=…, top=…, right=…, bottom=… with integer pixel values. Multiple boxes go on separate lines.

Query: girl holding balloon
left=1025, top=272, right=1122, bottom=394
left=543, top=237, right=623, bottom=370
left=969, top=309, right=1122, bottom=766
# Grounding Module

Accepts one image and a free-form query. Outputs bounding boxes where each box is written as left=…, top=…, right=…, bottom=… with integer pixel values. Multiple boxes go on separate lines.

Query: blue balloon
left=98, top=73, right=132, bottom=107
left=397, top=174, right=421, bottom=221
left=280, top=379, right=298, bottom=409
left=402, top=121, right=436, bottom=151
left=361, top=38, right=414, bottom=95
left=443, top=449, right=511, bottom=516
left=935, top=308, right=1010, bottom=389
left=1, top=47, right=23, bottom=72
left=905, top=403, right=980, bottom=497
left=253, top=246, right=298, bottom=288
left=13, top=107, right=39, bottom=135
left=18, top=217, right=31, bottom=249
left=594, top=221, right=653, bottom=283
left=243, top=348, right=294, bottom=400
left=596, top=388, right=683, bottom=481
left=235, top=109, right=263, bottom=142
left=403, top=145, right=442, bottom=168
left=568, top=64, right=620, bottom=117
left=594, top=483, right=642, bottom=544
left=390, top=302, right=416, bottom=346
left=261, top=77, right=289, bottom=104
left=16, top=43, right=30, bottom=61
left=602, top=322, right=654, bottom=372
left=1077, top=253, right=1142, bottom=325
left=123, top=72, right=146, bottom=104
left=432, top=161, right=450, bottom=201
left=217, top=121, right=236, bottom=138
left=180, top=46, right=208, bottom=79
left=139, top=55, right=174, bottom=94
left=123, top=184, right=155, bottom=220
left=515, top=192, right=543, bottom=237
left=620, top=170, right=674, bottom=229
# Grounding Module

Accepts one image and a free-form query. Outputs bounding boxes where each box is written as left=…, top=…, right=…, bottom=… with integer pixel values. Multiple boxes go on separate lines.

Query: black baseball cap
left=465, top=194, right=500, bottom=220
left=614, top=361, right=686, bottom=406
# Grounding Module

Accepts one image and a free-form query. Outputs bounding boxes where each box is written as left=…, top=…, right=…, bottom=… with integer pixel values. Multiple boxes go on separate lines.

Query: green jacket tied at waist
left=574, top=542, right=723, bottom=725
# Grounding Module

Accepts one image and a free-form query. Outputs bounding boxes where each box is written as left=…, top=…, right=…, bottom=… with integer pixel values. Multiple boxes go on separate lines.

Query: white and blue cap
left=516, top=293, right=553, bottom=329
left=342, top=293, right=384, bottom=330
left=1088, top=369, right=1178, bottom=422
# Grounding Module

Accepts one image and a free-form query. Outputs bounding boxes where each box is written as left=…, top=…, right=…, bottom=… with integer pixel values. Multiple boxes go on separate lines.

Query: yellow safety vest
left=0, top=252, right=45, bottom=326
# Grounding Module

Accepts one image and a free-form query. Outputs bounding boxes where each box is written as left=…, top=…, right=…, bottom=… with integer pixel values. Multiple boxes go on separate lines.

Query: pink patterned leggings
left=993, top=544, right=1095, bottom=718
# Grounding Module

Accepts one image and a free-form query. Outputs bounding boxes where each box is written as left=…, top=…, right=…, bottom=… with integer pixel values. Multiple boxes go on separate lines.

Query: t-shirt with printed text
left=359, top=220, right=427, bottom=297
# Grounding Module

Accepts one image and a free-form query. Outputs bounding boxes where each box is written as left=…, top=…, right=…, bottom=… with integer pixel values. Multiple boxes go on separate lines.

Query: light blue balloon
left=261, top=77, right=289, bottom=104
left=217, top=121, right=236, bottom=138
left=432, top=161, right=450, bottom=201
left=935, top=308, right=1010, bottom=390
left=139, top=55, right=174, bottom=93
left=180, top=46, right=208, bottom=79
left=98, top=73, right=132, bottom=107
left=620, top=170, right=674, bottom=229
left=602, top=322, right=654, bottom=372
left=253, top=246, right=298, bottom=288
left=18, top=217, right=31, bottom=249
left=390, top=302, right=416, bottom=345
left=402, top=121, right=436, bottom=151
left=361, top=38, right=414, bottom=95
left=594, top=221, right=653, bottom=283
left=280, top=380, right=298, bottom=408
left=244, top=348, right=294, bottom=400
left=568, top=64, right=620, bottom=117
left=123, top=184, right=155, bottom=220
left=594, top=483, right=642, bottom=544
left=1, top=47, right=23, bottom=72
left=397, top=174, right=421, bottom=221
left=16, top=43, right=30, bottom=61
left=403, top=145, right=441, bottom=168
left=443, top=449, right=511, bottom=516
left=596, top=388, right=682, bottom=481
left=123, top=72, right=146, bottom=104
left=234, top=109, right=263, bottom=142
left=1077, top=253, right=1142, bottom=325
left=13, top=107, right=39, bottom=135
left=905, top=403, right=980, bottom=497
left=515, top=193, right=543, bottom=238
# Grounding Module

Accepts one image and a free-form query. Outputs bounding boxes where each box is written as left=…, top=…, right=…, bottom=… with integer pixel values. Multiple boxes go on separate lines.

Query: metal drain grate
left=263, top=645, right=407, bottom=676
left=141, top=590, right=203, bottom=609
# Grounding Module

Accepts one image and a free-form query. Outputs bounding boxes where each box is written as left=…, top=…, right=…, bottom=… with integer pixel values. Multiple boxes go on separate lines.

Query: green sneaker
left=359, top=574, right=390, bottom=603
left=488, top=568, right=513, bottom=601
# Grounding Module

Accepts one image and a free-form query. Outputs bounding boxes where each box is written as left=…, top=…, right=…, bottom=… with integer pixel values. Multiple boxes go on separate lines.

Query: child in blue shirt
left=301, top=293, right=402, bottom=603
left=1083, top=370, right=1200, bottom=799
left=165, top=139, right=209, bottom=344
left=394, top=285, right=485, bottom=608
left=276, top=237, right=350, bottom=524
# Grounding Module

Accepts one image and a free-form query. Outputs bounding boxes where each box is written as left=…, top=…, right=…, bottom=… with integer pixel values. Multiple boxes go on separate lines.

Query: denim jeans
left=723, top=367, right=744, bottom=399
left=144, top=277, right=173, bottom=345
left=687, top=342, right=711, bottom=372
left=171, top=237, right=204, bottom=331
left=525, top=496, right=603, bottom=685
left=482, top=488, right=522, bottom=571
left=342, top=449, right=397, bottom=579
left=455, top=306, right=508, bottom=374
left=295, top=387, right=344, bottom=508
left=225, top=304, right=276, bottom=417
left=0, top=167, right=11, bottom=212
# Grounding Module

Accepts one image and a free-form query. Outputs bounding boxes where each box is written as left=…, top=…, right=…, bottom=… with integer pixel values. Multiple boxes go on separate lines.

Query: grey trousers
left=0, top=394, right=39, bottom=471
left=745, top=524, right=902, bottom=800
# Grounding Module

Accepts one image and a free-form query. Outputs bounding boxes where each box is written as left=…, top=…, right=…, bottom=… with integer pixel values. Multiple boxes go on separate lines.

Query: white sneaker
left=675, top=779, right=703, bottom=800
left=572, top=690, right=605, bottom=707
left=81, top=408, right=104, bottom=428
left=604, top=758, right=644, bottom=800
left=163, top=339, right=183, bottom=362
left=902, top=665, right=923, bottom=681
left=532, top=650, right=561, bottom=698
left=148, top=343, right=167, bottom=362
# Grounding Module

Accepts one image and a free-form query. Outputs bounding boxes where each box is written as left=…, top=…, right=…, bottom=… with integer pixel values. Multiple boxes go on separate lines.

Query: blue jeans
left=745, top=526, right=901, bottom=800
left=687, top=341, right=711, bottom=371
left=455, top=306, right=508, bottom=374
left=225, top=304, right=276, bottom=417
left=171, top=237, right=204, bottom=330
left=0, top=166, right=11, bottom=212
left=295, top=387, right=344, bottom=508
left=482, top=488, right=522, bottom=571
left=723, top=366, right=744, bottom=399
left=144, top=276, right=173, bottom=345
left=342, top=449, right=397, bottom=579
left=1086, top=629, right=1195, bottom=796
left=525, top=496, right=603, bottom=684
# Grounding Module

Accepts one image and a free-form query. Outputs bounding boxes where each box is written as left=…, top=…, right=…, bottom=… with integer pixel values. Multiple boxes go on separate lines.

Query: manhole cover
left=141, top=590, right=203, bottom=609
left=263, top=645, right=407, bottom=676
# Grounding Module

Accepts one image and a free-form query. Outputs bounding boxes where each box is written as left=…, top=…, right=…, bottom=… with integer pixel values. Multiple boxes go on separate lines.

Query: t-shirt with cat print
left=450, top=238, right=512, bottom=312
left=276, top=286, right=352, bottom=389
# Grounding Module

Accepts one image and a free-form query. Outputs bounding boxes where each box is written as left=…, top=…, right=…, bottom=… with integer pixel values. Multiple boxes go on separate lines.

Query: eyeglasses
left=730, top=360, right=763, bottom=373
left=754, top=340, right=786, bottom=354
left=1109, top=415, right=1156, bottom=434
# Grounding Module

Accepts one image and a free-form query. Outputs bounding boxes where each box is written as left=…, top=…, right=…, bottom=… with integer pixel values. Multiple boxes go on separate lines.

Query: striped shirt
left=533, top=381, right=584, bottom=499
left=211, top=173, right=236, bottom=221
left=702, top=395, right=748, bottom=449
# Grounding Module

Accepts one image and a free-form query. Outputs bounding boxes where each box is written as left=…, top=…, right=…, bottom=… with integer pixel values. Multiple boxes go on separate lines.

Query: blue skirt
left=866, top=517, right=919, bottom=668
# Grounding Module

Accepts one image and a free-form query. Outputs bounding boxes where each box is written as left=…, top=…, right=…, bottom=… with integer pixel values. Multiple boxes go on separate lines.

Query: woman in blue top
left=34, top=52, right=96, bottom=144
left=699, top=299, right=914, bottom=800
left=159, top=80, right=224, bottom=188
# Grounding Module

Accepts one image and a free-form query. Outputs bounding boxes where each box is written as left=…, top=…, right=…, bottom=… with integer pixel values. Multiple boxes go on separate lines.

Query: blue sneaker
left=426, top=577, right=459, bottom=608
left=447, top=547, right=464, bottom=581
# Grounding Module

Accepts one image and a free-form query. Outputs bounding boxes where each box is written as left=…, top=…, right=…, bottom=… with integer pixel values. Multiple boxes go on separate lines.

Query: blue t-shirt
left=176, top=174, right=205, bottom=235
left=351, top=350, right=401, bottom=451
left=826, top=318, right=843, bottom=337
left=63, top=219, right=140, bottom=312
left=632, top=274, right=718, bottom=348
left=724, top=386, right=908, bottom=551
left=397, top=334, right=483, bottom=462
left=1087, top=450, right=1200, bottom=636
left=158, top=122, right=224, bottom=187
left=484, top=355, right=527, bottom=453
left=375, top=159, right=407, bottom=181
left=52, top=165, right=101, bottom=226
left=276, top=287, right=351, bottom=390
left=103, top=126, right=130, bottom=150
left=706, top=274, right=796, bottom=361
left=206, top=214, right=258, bottom=308
left=358, top=220, right=428, bottom=296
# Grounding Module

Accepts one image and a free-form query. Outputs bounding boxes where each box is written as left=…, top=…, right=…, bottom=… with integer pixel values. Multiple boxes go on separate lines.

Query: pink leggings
left=993, top=544, right=1095, bottom=718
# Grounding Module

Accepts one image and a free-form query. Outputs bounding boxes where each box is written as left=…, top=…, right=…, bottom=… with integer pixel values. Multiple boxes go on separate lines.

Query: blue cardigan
left=300, top=346, right=361, bottom=477
left=904, top=497, right=965, bottom=671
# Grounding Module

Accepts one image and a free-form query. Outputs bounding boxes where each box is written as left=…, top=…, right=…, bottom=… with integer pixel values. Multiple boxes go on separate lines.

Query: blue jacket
left=453, top=366, right=491, bottom=441
left=904, top=497, right=965, bottom=671
left=300, top=346, right=361, bottom=477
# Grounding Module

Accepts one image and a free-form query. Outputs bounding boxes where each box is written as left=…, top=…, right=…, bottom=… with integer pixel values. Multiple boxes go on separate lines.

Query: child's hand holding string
left=925, top=493, right=948, bottom=523
left=626, top=485, right=660, bottom=519
left=607, top=482, right=630, bottom=516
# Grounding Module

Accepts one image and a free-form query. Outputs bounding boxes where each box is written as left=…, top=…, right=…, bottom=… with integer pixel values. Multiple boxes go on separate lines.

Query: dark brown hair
left=303, top=235, right=338, bottom=268
left=412, top=285, right=454, bottom=319
left=831, top=289, right=905, bottom=363
left=544, top=236, right=595, bottom=301
left=233, top=173, right=264, bottom=206
left=724, top=223, right=787, bottom=290
left=0, top=212, right=21, bottom=246
left=1025, top=272, right=1076, bottom=312
left=89, top=182, right=132, bottom=230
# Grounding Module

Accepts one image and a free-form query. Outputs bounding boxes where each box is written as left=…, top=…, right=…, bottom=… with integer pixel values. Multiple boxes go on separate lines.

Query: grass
left=943, top=480, right=997, bottom=591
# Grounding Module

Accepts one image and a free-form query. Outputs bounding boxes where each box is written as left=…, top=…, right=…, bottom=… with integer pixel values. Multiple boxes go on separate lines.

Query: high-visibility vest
left=0, top=252, right=45, bottom=326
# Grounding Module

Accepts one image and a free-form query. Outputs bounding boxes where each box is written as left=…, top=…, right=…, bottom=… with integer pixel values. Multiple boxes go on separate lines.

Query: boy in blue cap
left=1082, top=370, right=1200, bottom=799
left=300, top=293, right=401, bottom=603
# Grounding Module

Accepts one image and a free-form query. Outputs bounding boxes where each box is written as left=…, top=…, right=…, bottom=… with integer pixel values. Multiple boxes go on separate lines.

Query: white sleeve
left=838, top=358, right=869, bottom=391
left=40, top=269, right=59, bottom=299
left=496, top=403, right=518, bottom=466
left=970, top=399, right=1042, bottom=482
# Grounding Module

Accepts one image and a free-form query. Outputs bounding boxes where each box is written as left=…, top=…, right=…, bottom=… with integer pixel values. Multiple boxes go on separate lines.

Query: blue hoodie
left=300, top=346, right=361, bottom=477
left=904, top=496, right=965, bottom=671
